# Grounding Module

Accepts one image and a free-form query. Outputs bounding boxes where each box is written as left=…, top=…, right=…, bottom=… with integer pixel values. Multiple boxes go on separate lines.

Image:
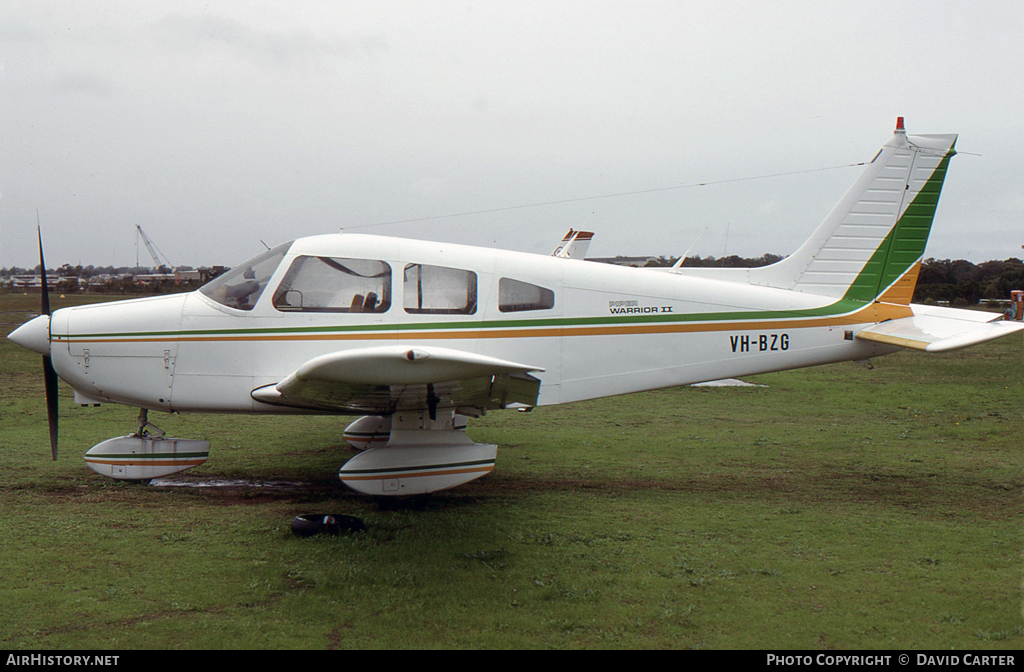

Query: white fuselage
left=46, top=233, right=899, bottom=415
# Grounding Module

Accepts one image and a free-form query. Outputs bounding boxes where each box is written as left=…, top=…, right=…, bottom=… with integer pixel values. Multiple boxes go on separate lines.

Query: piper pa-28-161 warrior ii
left=10, top=119, right=1024, bottom=496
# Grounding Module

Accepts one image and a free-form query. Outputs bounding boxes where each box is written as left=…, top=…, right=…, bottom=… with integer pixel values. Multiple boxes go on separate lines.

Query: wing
left=856, top=304, right=1024, bottom=353
left=251, top=345, right=545, bottom=415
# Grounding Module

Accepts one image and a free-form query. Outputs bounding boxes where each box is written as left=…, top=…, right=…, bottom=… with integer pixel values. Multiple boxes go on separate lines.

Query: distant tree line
left=644, top=254, right=1024, bottom=306
left=1, top=263, right=148, bottom=278
left=644, top=253, right=787, bottom=269
left=0, top=263, right=222, bottom=294
left=913, top=257, right=1024, bottom=306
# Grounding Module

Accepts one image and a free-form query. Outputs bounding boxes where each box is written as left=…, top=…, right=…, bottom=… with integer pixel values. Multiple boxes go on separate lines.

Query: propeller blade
left=38, top=224, right=50, bottom=316
left=37, top=224, right=58, bottom=460
left=43, top=355, right=59, bottom=460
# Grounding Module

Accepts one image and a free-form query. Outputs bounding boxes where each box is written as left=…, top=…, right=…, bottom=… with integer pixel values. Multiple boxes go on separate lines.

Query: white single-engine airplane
left=10, top=119, right=1024, bottom=496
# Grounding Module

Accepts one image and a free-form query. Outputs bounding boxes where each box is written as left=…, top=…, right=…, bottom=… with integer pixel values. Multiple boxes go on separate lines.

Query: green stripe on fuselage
left=55, top=297, right=873, bottom=342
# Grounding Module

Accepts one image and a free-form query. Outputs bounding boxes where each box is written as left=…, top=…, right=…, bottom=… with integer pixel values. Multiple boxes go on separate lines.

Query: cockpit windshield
left=199, top=242, right=292, bottom=311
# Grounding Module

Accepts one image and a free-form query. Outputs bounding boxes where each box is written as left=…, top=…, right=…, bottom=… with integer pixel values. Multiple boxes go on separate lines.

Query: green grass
left=1, top=291, right=1022, bottom=649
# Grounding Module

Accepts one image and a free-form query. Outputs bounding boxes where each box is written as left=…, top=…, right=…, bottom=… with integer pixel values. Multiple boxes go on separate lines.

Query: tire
left=291, top=514, right=366, bottom=537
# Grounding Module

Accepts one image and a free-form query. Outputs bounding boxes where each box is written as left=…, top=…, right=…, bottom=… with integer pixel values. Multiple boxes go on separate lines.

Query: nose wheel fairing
left=83, top=409, right=210, bottom=481
left=84, top=435, right=211, bottom=481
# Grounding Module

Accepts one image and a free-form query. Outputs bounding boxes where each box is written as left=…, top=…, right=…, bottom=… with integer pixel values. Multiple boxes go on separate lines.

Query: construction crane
left=135, top=225, right=174, bottom=271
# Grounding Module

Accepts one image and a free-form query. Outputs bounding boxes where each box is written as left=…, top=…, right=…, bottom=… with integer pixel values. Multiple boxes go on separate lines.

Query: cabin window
left=272, top=256, right=391, bottom=313
left=403, top=264, right=477, bottom=315
left=498, top=277, right=555, bottom=312
left=199, top=242, right=291, bottom=311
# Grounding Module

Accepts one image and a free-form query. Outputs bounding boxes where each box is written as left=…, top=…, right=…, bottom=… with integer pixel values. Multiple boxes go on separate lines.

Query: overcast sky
left=2, top=1, right=1022, bottom=271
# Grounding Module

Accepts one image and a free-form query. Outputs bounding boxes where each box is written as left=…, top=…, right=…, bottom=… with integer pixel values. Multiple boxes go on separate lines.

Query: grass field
left=1, top=291, right=1022, bottom=649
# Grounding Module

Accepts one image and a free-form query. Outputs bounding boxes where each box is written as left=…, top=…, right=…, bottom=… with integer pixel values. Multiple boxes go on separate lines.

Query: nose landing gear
left=83, top=408, right=211, bottom=481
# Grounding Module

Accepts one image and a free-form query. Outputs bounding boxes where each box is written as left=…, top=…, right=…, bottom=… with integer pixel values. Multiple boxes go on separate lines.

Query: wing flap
left=856, top=305, right=1024, bottom=353
left=252, top=345, right=544, bottom=413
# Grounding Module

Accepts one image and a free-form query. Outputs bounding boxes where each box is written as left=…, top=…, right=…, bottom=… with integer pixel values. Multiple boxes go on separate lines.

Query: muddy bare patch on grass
left=478, top=467, right=1020, bottom=521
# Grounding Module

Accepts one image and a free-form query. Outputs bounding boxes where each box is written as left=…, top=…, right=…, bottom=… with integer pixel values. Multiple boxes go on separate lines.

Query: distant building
left=175, top=269, right=203, bottom=282
left=4, top=275, right=66, bottom=289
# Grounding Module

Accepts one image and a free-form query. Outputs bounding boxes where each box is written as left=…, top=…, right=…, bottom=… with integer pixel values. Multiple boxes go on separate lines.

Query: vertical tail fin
left=552, top=229, right=594, bottom=259
left=752, top=119, right=957, bottom=305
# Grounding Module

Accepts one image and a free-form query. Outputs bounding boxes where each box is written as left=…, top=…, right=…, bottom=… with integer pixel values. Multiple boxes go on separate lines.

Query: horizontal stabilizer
left=856, top=305, right=1024, bottom=353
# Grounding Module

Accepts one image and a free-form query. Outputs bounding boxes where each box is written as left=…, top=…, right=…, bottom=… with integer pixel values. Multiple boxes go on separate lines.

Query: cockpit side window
left=498, top=277, right=555, bottom=312
left=272, top=256, right=392, bottom=313
left=199, top=242, right=291, bottom=311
